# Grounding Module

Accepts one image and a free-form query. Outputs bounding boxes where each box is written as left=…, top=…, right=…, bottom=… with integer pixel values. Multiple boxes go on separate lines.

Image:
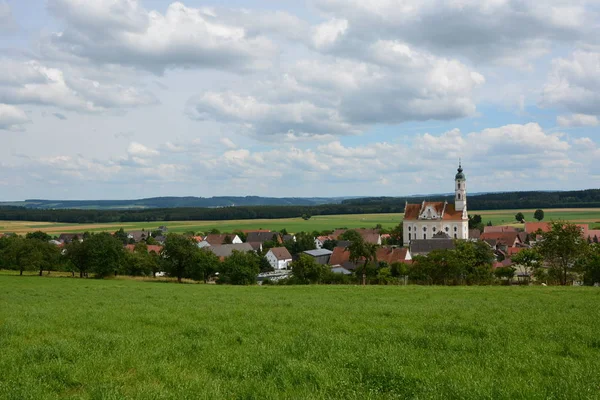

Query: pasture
left=1, top=276, right=599, bottom=399
left=1, top=208, right=599, bottom=235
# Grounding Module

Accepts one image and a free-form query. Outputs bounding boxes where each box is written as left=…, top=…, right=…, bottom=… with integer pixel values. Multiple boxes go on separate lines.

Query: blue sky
left=1, top=0, right=599, bottom=200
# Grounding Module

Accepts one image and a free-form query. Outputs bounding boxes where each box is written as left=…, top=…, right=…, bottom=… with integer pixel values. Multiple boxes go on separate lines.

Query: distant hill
left=0, top=196, right=357, bottom=210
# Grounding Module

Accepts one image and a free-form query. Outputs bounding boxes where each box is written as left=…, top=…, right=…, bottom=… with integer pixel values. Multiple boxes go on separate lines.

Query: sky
left=1, top=0, right=599, bottom=201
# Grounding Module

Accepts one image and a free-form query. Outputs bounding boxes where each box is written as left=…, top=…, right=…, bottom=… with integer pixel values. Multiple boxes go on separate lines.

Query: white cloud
left=557, top=114, right=599, bottom=127
left=0, top=104, right=29, bottom=131
left=220, top=137, right=237, bottom=149
left=127, top=142, right=159, bottom=157
left=541, top=51, right=600, bottom=117
left=45, top=0, right=277, bottom=74
left=311, top=18, right=348, bottom=50
left=0, top=2, right=17, bottom=34
left=0, top=59, right=157, bottom=113
left=313, top=0, right=597, bottom=67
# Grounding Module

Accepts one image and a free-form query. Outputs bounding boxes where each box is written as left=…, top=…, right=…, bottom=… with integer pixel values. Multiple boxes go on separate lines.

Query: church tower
left=455, top=161, right=467, bottom=212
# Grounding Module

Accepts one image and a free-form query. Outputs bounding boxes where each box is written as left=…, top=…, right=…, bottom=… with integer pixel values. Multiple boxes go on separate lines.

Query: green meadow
left=1, top=276, right=599, bottom=399
left=1, top=208, right=599, bottom=235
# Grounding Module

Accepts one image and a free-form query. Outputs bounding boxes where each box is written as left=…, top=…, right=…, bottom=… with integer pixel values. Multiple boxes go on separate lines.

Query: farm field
left=0, top=208, right=599, bottom=235
left=1, top=276, right=599, bottom=399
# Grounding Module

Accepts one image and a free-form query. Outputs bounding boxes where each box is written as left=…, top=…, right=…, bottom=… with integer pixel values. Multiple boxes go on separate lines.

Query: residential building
left=403, top=163, right=469, bottom=245
left=209, top=243, right=254, bottom=259
left=246, top=231, right=282, bottom=244
left=204, top=234, right=242, bottom=245
left=409, top=239, right=456, bottom=256
left=266, top=247, right=293, bottom=270
left=303, top=249, right=333, bottom=265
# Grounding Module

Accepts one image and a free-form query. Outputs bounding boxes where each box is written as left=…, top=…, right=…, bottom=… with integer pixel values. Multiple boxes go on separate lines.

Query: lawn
left=1, top=208, right=599, bottom=235
left=1, top=276, right=599, bottom=399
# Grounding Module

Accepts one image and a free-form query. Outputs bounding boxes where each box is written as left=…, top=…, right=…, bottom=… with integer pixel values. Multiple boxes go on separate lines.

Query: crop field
left=1, top=208, right=599, bottom=235
left=1, top=276, right=599, bottom=399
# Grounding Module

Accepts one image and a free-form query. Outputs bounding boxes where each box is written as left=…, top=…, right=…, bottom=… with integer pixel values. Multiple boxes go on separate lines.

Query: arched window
left=457, top=193, right=461, bottom=200
left=454, top=234, right=458, bottom=239
left=445, top=227, right=449, bottom=232
left=408, top=233, right=411, bottom=241
left=433, top=227, right=436, bottom=232
left=423, top=234, right=427, bottom=240
left=408, top=226, right=411, bottom=232
left=454, top=226, right=458, bottom=232
left=423, top=227, right=427, bottom=232
left=458, top=183, right=461, bottom=189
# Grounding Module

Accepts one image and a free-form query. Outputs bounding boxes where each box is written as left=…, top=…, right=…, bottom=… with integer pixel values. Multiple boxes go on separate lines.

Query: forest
left=0, top=189, right=598, bottom=224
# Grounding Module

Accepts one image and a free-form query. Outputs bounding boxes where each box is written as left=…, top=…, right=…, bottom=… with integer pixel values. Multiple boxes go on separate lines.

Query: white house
left=314, top=236, right=331, bottom=249
left=403, top=163, right=469, bottom=246
left=266, top=247, right=293, bottom=270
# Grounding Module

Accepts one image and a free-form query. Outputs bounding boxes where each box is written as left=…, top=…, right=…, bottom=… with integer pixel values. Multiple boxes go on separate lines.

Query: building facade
left=403, top=163, right=469, bottom=246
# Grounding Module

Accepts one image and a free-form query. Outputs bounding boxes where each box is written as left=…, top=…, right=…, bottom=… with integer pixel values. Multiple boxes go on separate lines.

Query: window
left=458, top=183, right=461, bottom=189
left=423, top=227, right=427, bottom=232
left=457, top=193, right=461, bottom=200
left=445, top=227, right=449, bottom=232
left=423, top=234, right=427, bottom=240
left=408, top=226, right=411, bottom=232
left=454, top=226, right=458, bottom=232
left=408, top=233, right=411, bottom=241
left=454, top=234, right=458, bottom=239
left=433, top=227, right=436, bottom=232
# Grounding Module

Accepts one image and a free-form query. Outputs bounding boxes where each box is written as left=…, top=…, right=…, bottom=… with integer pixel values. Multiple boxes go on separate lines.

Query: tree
left=388, top=224, right=404, bottom=246
left=161, top=234, right=199, bottom=283
left=65, top=239, right=89, bottom=278
left=537, top=222, right=589, bottom=285
left=114, top=228, right=129, bottom=244
left=580, top=245, right=600, bottom=286
left=291, top=254, right=327, bottom=284
left=468, top=215, right=484, bottom=231
left=515, top=212, right=525, bottom=223
left=347, top=236, right=378, bottom=285
left=322, top=239, right=337, bottom=251
left=284, top=232, right=315, bottom=255
left=340, top=229, right=363, bottom=243
left=223, top=235, right=233, bottom=244
left=84, top=232, right=125, bottom=278
left=219, top=250, right=259, bottom=285
left=189, top=248, right=220, bottom=283
left=511, top=248, right=543, bottom=280
left=494, top=266, right=516, bottom=284
left=258, top=255, right=274, bottom=273
left=301, top=214, right=312, bottom=220
left=25, top=231, right=52, bottom=242
left=1, top=236, right=58, bottom=276
left=534, top=209, right=545, bottom=222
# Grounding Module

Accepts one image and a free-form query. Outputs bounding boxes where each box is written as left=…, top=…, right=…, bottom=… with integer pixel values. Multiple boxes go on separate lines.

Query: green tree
left=534, top=209, right=545, bottom=222
left=25, top=231, right=52, bottom=242
left=219, top=250, right=259, bottom=285
left=580, top=245, right=600, bottom=286
left=188, top=248, right=220, bottom=283
left=515, top=212, right=525, bottom=223
left=511, top=248, right=543, bottom=280
left=84, top=232, right=125, bottom=278
left=114, top=228, right=129, bottom=244
left=301, top=214, right=311, bottom=220
left=322, top=239, right=337, bottom=251
left=537, top=222, right=589, bottom=285
left=347, top=236, right=378, bottom=285
left=468, top=214, right=484, bottom=231
left=340, top=229, right=363, bottom=243
left=65, top=239, right=89, bottom=278
left=162, top=234, right=199, bottom=283
left=1, top=236, right=58, bottom=276
left=494, top=266, right=516, bottom=284
left=291, top=254, right=327, bottom=284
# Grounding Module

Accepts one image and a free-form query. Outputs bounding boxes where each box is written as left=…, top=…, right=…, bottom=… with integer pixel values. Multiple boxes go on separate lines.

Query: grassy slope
left=1, top=276, right=599, bottom=399
left=1, top=209, right=600, bottom=235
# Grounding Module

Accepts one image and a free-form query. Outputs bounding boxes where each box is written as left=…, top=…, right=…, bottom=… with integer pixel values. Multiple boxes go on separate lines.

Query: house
left=245, top=231, right=282, bottom=244
left=586, top=229, right=600, bottom=243
left=247, top=242, right=263, bottom=252
left=125, top=244, right=163, bottom=254
left=331, top=266, right=353, bottom=275
left=314, top=235, right=332, bottom=249
left=469, top=229, right=481, bottom=240
left=266, top=247, right=293, bottom=270
left=484, top=226, right=518, bottom=233
left=157, top=226, right=168, bottom=233
left=479, top=232, right=522, bottom=250
left=303, top=249, right=333, bottom=265
left=525, top=222, right=589, bottom=237
left=209, top=243, right=254, bottom=259
left=58, top=233, right=82, bottom=244
left=329, top=247, right=353, bottom=269
left=410, top=239, right=456, bottom=256
left=330, top=229, right=382, bottom=245
left=376, top=246, right=412, bottom=265
left=127, top=230, right=149, bottom=242
left=403, top=163, right=469, bottom=245
left=282, top=234, right=296, bottom=243
left=154, top=235, right=167, bottom=244
left=204, top=234, right=242, bottom=245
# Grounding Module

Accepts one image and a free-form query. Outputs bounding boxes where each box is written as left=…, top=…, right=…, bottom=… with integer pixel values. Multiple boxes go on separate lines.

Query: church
left=403, top=163, right=469, bottom=246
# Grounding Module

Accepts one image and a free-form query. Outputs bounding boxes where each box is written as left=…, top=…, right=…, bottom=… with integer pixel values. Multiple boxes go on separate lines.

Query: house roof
left=125, top=244, right=163, bottom=253
left=128, top=231, right=149, bottom=242
left=376, top=247, right=410, bottom=264
left=469, top=229, right=481, bottom=240
left=282, top=235, right=295, bottom=242
left=330, top=229, right=381, bottom=244
left=588, top=230, right=600, bottom=240
left=507, top=247, right=526, bottom=256
left=479, top=232, right=521, bottom=246
left=247, top=242, right=263, bottom=251
left=329, top=246, right=351, bottom=266
left=209, top=243, right=254, bottom=258
left=403, top=202, right=465, bottom=221
left=525, top=222, right=589, bottom=236
left=316, top=235, right=332, bottom=242
left=245, top=231, right=282, bottom=244
left=304, top=249, right=333, bottom=257
left=269, top=247, right=292, bottom=260
left=191, top=236, right=204, bottom=243
left=484, top=226, right=518, bottom=233
left=204, top=234, right=237, bottom=245
left=331, top=266, right=353, bottom=275
left=410, top=239, right=455, bottom=254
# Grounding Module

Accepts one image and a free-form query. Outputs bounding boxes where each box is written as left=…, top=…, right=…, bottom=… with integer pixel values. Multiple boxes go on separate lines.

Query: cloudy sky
left=1, top=0, right=599, bottom=200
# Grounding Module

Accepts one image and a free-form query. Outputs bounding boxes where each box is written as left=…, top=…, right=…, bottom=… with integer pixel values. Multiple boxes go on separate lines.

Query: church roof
left=456, top=162, right=466, bottom=180
left=403, top=202, right=465, bottom=221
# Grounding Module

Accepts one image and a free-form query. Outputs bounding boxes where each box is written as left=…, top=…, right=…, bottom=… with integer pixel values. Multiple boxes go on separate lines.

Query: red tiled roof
left=525, top=222, right=589, bottom=236
left=269, top=247, right=292, bottom=260
left=329, top=246, right=351, bottom=266
left=480, top=232, right=521, bottom=247
left=125, top=244, right=163, bottom=253
left=331, top=229, right=381, bottom=244
left=484, top=226, right=518, bottom=233
left=587, top=230, right=600, bottom=240
left=191, top=236, right=204, bottom=243
left=507, top=247, right=525, bottom=256
left=205, top=234, right=234, bottom=245
left=241, top=229, right=272, bottom=234
left=403, top=202, right=464, bottom=221
left=376, top=247, right=410, bottom=264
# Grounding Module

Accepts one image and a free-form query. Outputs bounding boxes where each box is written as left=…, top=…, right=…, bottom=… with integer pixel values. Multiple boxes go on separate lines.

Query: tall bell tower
left=455, top=161, right=467, bottom=212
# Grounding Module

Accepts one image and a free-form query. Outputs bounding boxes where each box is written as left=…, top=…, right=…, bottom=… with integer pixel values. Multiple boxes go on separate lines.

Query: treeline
left=342, top=189, right=600, bottom=210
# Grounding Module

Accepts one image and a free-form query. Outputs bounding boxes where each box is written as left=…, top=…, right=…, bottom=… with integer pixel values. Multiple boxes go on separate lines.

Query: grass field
left=1, top=208, right=600, bottom=235
left=1, top=276, right=599, bottom=399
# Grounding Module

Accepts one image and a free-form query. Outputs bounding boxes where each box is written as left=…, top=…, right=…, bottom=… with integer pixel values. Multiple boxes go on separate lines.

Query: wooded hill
left=0, top=189, right=598, bottom=224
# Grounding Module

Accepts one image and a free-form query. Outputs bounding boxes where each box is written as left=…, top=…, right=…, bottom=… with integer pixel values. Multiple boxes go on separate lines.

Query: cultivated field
left=1, top=276, right=599, bottom=399
left=1, top=208, right=600, bottom=235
